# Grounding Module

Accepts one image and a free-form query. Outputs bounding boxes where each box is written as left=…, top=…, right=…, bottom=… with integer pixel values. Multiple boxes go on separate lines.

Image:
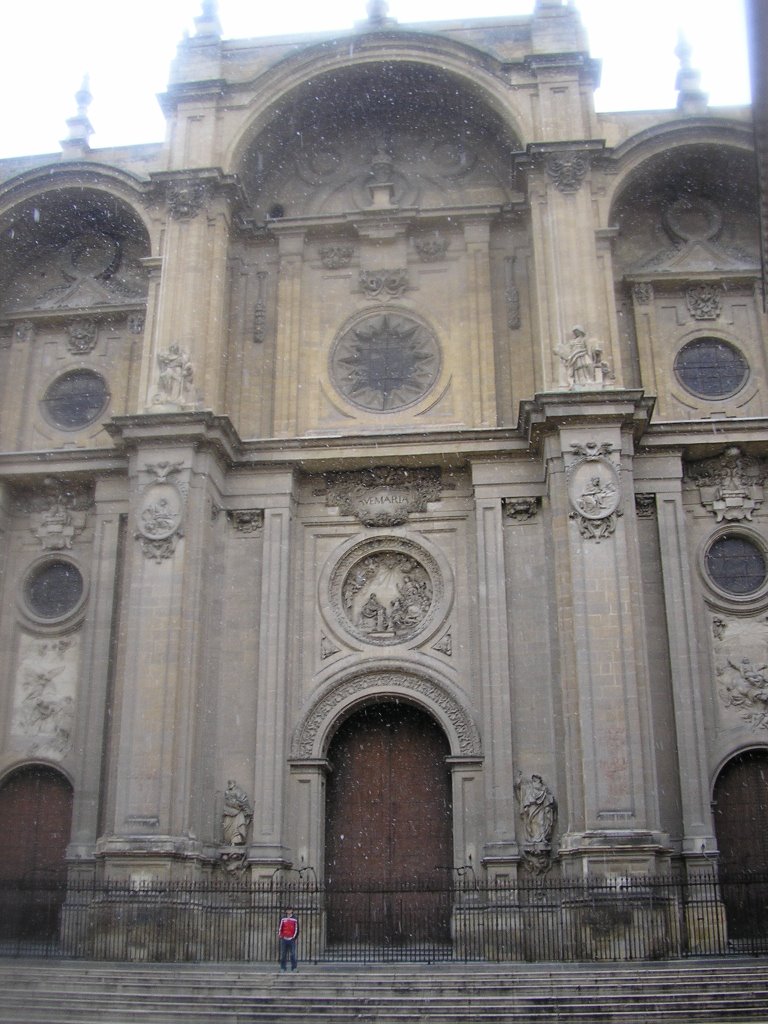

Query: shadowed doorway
left=325, top=701, right=453, bottom=946
left=713, top=749, right=768, bottom=941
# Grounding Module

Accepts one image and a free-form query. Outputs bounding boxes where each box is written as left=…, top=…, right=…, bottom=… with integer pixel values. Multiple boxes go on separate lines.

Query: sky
left=0, top=0, right=750, bottom=161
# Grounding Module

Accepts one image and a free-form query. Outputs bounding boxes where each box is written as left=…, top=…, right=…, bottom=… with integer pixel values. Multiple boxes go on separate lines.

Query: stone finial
left=194, top=0, right=221, bottom=39
left=367, top=0, right=389, bottom=26
left=60, top=75, right=93, bottom=156
left=675, top=32, right=708, bottom=114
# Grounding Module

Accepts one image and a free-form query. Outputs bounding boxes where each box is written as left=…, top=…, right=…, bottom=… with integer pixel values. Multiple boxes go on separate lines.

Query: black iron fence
left=1, top=872, right=766, bottom=963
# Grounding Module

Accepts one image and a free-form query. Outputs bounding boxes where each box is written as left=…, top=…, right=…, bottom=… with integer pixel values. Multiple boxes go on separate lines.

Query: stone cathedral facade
left=0, top=0, right=766, bottom=935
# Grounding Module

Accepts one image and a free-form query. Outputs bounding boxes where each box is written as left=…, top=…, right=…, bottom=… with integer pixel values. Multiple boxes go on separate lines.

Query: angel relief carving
left=14, top=634, right=79, bottom=756
left=713, top=616, right=768, bottom=730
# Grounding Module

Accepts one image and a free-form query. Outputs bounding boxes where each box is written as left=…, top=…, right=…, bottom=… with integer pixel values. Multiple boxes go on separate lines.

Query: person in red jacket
left=278, top=908, right=299, bottom=971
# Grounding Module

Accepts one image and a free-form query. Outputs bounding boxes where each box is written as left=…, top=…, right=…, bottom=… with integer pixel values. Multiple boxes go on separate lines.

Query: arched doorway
left=713, top=749, right=768, bottom=940
left=325, top=702, right=453, bottom=947
left=0, top=764, right=74, bottom=944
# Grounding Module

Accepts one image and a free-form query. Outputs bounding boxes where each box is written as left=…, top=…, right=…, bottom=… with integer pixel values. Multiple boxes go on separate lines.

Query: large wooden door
left=325, top=702, right=453, bottom=945
left=0, top=765, right=73, bottom=943
left=713, top=750, right=768, bottom=939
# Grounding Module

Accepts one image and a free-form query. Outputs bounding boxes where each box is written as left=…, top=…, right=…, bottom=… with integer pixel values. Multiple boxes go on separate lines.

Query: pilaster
left=272, top=229, right=306, bottom=436
left=471, top=461, right=518, bottom=874
left=248, top=469, right=297, bottom=875
left=66, top=476, right=127, bottom=872
left=521, top=391, right=670, bottom=874
left=97, top=413, right=237, bottom=877
left=463, top=219, right=498, bottom=428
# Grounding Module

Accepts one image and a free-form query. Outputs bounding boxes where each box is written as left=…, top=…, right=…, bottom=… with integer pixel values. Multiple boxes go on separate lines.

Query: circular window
left=705, top=534, right=767, bottom=596
left=674, top=338, right=749, bottom=400
left=24, top=559, right=84, bottom=619
left=330, top=312, right=440, bottom=412
left=42, top=369, right=109, bottom=429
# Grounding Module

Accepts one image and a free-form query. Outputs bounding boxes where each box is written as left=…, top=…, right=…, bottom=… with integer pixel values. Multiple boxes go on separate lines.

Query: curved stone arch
left=224, top=32, right=528, bottom=175
left=291, top=663, right=482, bottom=760
left=710, top=742, right=768, bottom=802
left=603, top=119, right=756, bottom=218
left=0, top=756, right=74, bottom=790
left=0, top=162, right=154, bottom=241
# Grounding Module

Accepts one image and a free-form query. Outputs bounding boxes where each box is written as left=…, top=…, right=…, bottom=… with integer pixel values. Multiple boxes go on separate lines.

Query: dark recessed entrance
left=0, top=765, right=73, bottom=945
left=325, top=701, right=453, bottom=947
left=713, top=749, right=768, bottom=940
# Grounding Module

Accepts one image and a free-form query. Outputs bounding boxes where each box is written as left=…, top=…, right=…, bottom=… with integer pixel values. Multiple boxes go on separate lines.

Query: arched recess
left=605, top=132, right=761, bottom=408
left=231, top=58, right=523, bottom=220
left=713, top=748, right=768, bottom=941
left=0, top=763, right=74, bottom=944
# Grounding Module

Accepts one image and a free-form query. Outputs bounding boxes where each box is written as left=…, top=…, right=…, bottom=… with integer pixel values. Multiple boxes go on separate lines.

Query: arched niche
left=0, top=185, right=151, bottom=317
left=608, top=141, right=760, bottom=279
left=233, top=60, right=522, bottom=220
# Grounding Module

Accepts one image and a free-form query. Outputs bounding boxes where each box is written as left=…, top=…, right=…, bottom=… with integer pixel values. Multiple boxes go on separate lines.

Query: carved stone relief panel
left=322, top=466, right=442, bottom=527
left=327, top=536, right=448, bottom=648
left=13, top=477, right=93, bottom=551
left=684, top=447, right=765, bottom=523
left=13, top=633, right=79, bottom=757
left=712, top=615, right=768, bottom=731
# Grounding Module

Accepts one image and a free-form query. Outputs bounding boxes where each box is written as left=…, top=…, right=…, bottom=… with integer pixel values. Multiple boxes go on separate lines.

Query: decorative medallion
left=136, top=461, right=185, bottom=562
left=329, top=537, right=444, bottom=647
left=323, top=466, right=442, bottom=527
left=330, top=312, right=440, bottom=412
left=567, top=442, right=622, bottom=543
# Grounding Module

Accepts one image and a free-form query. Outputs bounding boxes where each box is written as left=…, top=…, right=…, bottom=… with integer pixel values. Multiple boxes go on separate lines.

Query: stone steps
left=0, top=958, right=766, bottom=1024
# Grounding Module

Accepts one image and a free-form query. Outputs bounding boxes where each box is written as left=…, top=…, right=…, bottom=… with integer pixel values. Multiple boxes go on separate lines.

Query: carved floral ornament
left=566, top=442, right=622, bottom=543
left=135, top=461, right=186, bottom=562
left=712, top=614, right=768, bottom=731
left=325, top=535, right=448, bottom=649
left=684, top=447, right=765, bottom=523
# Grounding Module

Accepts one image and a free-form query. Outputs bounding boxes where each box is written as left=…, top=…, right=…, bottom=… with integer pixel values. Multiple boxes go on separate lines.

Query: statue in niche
left=154, top=344, right=194, bottom=407
left=222, top=779, right=252, bottom=847
left=554, top=325, right=613, bottom=389
left=515, top=772, right=556, bottom=847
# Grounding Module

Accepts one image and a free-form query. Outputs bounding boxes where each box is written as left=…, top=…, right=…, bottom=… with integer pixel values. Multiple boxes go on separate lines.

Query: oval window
left=42, top=369, right=109, bottom=429
left=24, top=559, right=84, bottom=619
left=705, top=534, right=767, bottom=596
left=674, top=338, right=749, bottom=400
